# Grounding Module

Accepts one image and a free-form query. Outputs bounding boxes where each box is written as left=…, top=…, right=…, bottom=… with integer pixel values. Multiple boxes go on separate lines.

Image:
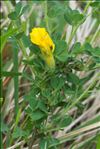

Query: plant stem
left=90, top=24, right=100, bottom=45
left=67, top=1, right=92, bottom=50
left=67, top=24, right=81, bottom=50
left=9, top=109, right=21, bottom=145
left=17, top=39, right=35, bottom=79
left=17, top=40, right=29, bottom=60
left=59, top=122, right=100, bottom=142
left=44, top=0, right=51, bottom=34
left=68, top=26, right=75, bottom=49
left=83, top=1, right=92, bottom=14
left=60, top=72, right=100, bottom=117
left=28, top=129, right=37, bottom=149
left=13, top=45, right=19, bottom=117
left=0, top=37, right=3, bottom=149
left=49, top=122, right=100, bottom=148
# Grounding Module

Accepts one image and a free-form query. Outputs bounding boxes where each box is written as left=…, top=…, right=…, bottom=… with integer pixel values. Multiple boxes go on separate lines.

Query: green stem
left=68, top=24, right=80, bottom=50
left=12, top=22, right=29, bottom=60
left=28, top=129, right=37, bottom=149
left=13, top=45, right=19, bottom=117
left=44, top=0, right=51, bottom=34
left=67, top=0, right=92, bottom=50
left=10, top=109, right=21, bottom=145
left=83, top=1, right=92, bottom=14
left=17, top=39, right=35, bottom=79
left=17, top=40, right=29, bottom=60
left=90, top=24, right=100, bottom=45
left=0, top=39, right=3, bottom=149
left=0, top=116, right=3, bottom=149
left=60, top=72, right=100, bottom=117
left=68, top=26, right=75, bottom=49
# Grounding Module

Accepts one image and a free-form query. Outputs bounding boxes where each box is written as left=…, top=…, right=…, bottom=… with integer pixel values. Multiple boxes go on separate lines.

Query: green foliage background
left=1, top=0, right=100, bottom=149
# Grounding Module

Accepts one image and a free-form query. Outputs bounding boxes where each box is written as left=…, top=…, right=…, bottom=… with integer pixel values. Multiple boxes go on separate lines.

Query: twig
left=60, top=122, right=100, bottom=140
left=72, top=128, right=100, bottom=149
left=7, top=140, right=25, bottom=149
left=49, top=122, right=100, bottom=148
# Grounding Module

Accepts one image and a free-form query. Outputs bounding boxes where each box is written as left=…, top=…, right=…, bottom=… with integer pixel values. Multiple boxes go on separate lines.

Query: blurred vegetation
left=0, top=0, right=100, bottom=149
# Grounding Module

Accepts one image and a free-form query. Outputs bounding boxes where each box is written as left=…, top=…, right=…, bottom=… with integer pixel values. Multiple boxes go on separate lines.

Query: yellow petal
left=30, top=27, right=55, bottom=53
left=30, top=27, right=55, bottom=69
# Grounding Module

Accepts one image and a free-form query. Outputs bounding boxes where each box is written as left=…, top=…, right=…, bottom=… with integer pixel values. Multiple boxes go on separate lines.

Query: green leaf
left=71, top=42, right=82, bottom=55
left=37, top=100, right=48, bottom=114
left=64, top=7, right=72, bottom=25
left=15, top=2, right=22, bottom=16
left=67, top=72, right=80, bottom=85
left=22, top=34, right=31, bottom=47
left=12, top=127, right=23, bottom=138
left=59, top=115, right=72, bottom=128
left=47, top=5, right=63, bottom=18
left=29, top=44, right=40, bottom=54
left=8, top=11, right=17, bottom=20
left=54, top=40, right=68, bottom=62
left=12, top=126, right=29, bottom=139
left=90, top=2, right=100, bottom=8
left=84, top=43, right=100, bottom=57
left=24, top=93, right=48, bottom=113
left=30, top=99, right=38, bottom=110
left=15, top=32, right=24, bottom=39
left=48, top=137, right=60, bottom=148
left=42, top=89, right=51, bottom=98
left=96, top=134, right=100, bottom=149
left=24, top=93, right=38, bottom=110
left=64, top=84, right=75, bottom=96
left=40, top=138, right=48, bottom=149
left=2, top=71, right=21, bottom=77
left=8, top=3, right=28, bottom=20
left=91, top=47, right=100, bottom=57
left=1, top=121, right=9, bottom=132
left=25, top=106, right=33, bottom=114
left=30, top=110, right=46, bottom=121
left=64, top=7, right=84, bottom=26
left=53, top=115, right=73, bottom=128
left=20, top=5, right=28, bottom=16
left=50, top=76, right=65, bottom=90
left=0, top=27, right=18, bottom=52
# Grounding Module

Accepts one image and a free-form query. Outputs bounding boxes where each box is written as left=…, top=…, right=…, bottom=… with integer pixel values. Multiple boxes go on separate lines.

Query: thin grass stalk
left=13, top=47, right=19, bottom=117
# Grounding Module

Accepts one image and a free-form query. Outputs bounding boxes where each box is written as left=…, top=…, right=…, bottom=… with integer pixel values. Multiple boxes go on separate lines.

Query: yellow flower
left=30, top=27, right=55, bottom=69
